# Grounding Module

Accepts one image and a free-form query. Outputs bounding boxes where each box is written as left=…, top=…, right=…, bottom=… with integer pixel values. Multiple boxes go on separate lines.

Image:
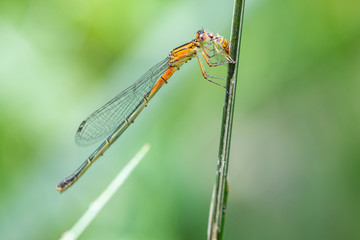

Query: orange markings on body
left=222, top=39, right=230, bottom=55
left=147, top=67, right=176, bottom=100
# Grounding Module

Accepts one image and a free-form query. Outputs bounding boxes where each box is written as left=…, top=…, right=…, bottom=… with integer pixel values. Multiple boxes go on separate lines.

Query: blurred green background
left=0, top=0, right=359, bottom=239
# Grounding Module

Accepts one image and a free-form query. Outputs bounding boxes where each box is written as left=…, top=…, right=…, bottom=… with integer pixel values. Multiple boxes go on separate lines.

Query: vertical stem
left=207, top=0, right=245, bottom=239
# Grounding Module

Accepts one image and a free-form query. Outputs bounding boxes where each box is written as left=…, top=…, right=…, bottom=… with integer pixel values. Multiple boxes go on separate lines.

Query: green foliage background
left=0, top=0, right=359, bottom=239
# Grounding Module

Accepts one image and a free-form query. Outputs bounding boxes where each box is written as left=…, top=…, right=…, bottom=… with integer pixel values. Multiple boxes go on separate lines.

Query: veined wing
left=75, top=57, right=170, bottom=146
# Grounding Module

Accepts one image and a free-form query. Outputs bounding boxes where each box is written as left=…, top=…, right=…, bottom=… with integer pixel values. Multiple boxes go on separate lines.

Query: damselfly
left=57, top=29, right=234, bottom=192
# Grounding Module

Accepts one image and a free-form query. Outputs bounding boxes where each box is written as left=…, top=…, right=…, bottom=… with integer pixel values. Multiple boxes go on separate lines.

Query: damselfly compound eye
left=196, top=29, right=209, bottom=42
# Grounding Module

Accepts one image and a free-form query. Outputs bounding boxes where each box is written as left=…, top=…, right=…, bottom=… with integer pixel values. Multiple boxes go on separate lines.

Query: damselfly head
left=196, top=29, right=209, bottom=43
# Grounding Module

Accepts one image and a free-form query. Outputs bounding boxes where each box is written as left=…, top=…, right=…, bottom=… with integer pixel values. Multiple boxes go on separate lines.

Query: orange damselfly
left=57, top=29, right=234, bottom=192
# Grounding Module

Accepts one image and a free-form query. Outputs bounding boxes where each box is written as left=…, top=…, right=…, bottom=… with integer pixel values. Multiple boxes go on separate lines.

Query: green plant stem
left=60, top=144, right=150, bottom=240
left=207, top=0, right=245, bottom=239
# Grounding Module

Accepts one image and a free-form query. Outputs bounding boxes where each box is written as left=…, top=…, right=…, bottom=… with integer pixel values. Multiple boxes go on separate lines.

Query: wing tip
left=77, top=120, right=86, bottom=133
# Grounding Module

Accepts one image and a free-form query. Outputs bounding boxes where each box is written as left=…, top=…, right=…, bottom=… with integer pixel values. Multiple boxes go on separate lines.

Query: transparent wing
left=75, top=57, right=170, bottom=146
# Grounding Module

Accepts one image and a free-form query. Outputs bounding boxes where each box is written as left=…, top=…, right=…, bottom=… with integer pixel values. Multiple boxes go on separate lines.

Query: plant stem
left=60, top=144, right=150, bottom=240
left=207, top=0, right=245, bottom=239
